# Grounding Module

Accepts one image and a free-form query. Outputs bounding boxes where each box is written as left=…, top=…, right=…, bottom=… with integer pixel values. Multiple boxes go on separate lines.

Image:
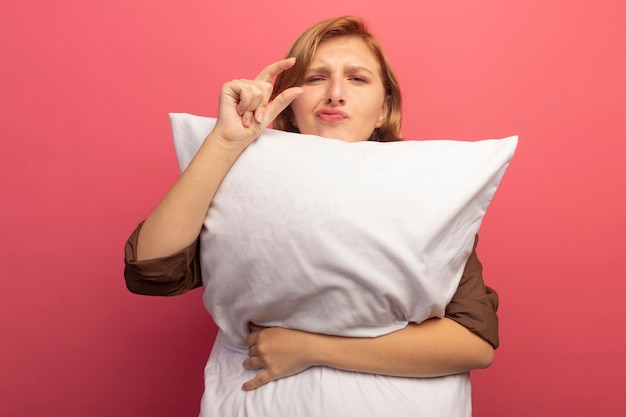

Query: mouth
left=315, top=109, right=348, bottom=123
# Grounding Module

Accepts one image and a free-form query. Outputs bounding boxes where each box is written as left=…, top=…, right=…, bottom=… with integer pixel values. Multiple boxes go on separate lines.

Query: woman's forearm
left=314, top=317, right=494, bottom=377
left=137, top=134, right=246, bottom=260
left=243, top=317, right=494, bottom=390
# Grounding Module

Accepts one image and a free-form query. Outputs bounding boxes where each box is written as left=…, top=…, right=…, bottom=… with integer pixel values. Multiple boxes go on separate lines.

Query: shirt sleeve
left=123, top=221, right=202, bottom=296
left=445, top=235, right=500, bottom=349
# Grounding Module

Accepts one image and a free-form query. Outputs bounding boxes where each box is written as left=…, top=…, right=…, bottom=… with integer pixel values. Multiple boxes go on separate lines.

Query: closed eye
left=304, top=76, right=326, bottom=84
left=349, top=76, right=369, bottom=84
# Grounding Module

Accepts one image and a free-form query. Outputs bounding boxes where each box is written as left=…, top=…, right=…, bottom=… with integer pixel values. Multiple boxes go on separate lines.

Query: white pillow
left=171, top=113, right=517, bottom=348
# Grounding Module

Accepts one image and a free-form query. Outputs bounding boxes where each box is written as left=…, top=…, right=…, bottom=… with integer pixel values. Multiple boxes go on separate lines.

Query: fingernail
left=242, top=112, right=251, bottom=127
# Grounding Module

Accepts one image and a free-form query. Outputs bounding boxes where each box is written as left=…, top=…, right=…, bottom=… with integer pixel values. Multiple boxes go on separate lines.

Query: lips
left=315, top=109, right=348, bottom=123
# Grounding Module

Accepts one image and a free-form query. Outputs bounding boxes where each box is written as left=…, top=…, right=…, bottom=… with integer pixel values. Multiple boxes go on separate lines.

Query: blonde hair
left=272, top=16, right=402, bottom=142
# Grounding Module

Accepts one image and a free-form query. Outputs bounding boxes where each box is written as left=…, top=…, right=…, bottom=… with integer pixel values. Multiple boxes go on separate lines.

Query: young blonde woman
left=125, top=16, right=498, bottom=416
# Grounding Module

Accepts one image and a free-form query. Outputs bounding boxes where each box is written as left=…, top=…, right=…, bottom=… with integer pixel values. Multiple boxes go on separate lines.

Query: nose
left=326, top=78, right=345, bottom=105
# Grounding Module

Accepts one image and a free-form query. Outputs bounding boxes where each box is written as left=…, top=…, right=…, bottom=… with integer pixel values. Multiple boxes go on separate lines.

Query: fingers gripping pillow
left=171, top=113, right=517, bottom=349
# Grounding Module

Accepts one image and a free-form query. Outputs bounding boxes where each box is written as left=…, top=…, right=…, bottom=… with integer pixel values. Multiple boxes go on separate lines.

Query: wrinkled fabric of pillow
left=170, top=113, right=517, bottom=417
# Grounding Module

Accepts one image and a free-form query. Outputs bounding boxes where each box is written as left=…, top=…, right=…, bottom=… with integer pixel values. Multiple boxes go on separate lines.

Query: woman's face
left=290, top=36, right=389, bottom=142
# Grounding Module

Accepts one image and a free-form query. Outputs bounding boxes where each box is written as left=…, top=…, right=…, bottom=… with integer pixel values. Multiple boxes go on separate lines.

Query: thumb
left=242, top=371, right=271, bottom=391
left=263, top=86, right=304, bottom=124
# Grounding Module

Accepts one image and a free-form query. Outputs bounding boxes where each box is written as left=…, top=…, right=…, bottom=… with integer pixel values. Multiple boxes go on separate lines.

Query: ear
left=375, top=96, right=390, bottom=128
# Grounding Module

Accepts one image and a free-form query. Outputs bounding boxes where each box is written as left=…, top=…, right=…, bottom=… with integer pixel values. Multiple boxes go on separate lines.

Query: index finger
left=254, top=57, right=297, bottom=83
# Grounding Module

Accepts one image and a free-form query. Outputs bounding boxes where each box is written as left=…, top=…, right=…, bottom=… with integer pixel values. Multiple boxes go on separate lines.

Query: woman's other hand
left=242, top=323, right=319, bottom=391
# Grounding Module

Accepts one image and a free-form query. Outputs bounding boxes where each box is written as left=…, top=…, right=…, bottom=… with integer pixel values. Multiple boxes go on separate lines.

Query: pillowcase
left=170, top=113, right=517, bottom=348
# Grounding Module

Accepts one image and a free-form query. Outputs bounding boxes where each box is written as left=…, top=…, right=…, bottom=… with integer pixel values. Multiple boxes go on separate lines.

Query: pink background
left=2, top=1, right=625, bottom=416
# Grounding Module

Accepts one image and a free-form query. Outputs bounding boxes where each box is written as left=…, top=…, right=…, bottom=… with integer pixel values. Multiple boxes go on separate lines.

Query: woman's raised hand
left=211, top=57, right=303, bottom=148
left=135, top=59, right=302, bottom=261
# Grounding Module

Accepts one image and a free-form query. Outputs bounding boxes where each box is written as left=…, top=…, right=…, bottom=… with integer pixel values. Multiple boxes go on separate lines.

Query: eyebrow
left=306, top=64, right=376, bottom=76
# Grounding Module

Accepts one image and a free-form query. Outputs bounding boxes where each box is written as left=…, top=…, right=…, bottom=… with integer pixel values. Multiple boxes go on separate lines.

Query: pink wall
left=2, top=1, right=625, bottom=416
